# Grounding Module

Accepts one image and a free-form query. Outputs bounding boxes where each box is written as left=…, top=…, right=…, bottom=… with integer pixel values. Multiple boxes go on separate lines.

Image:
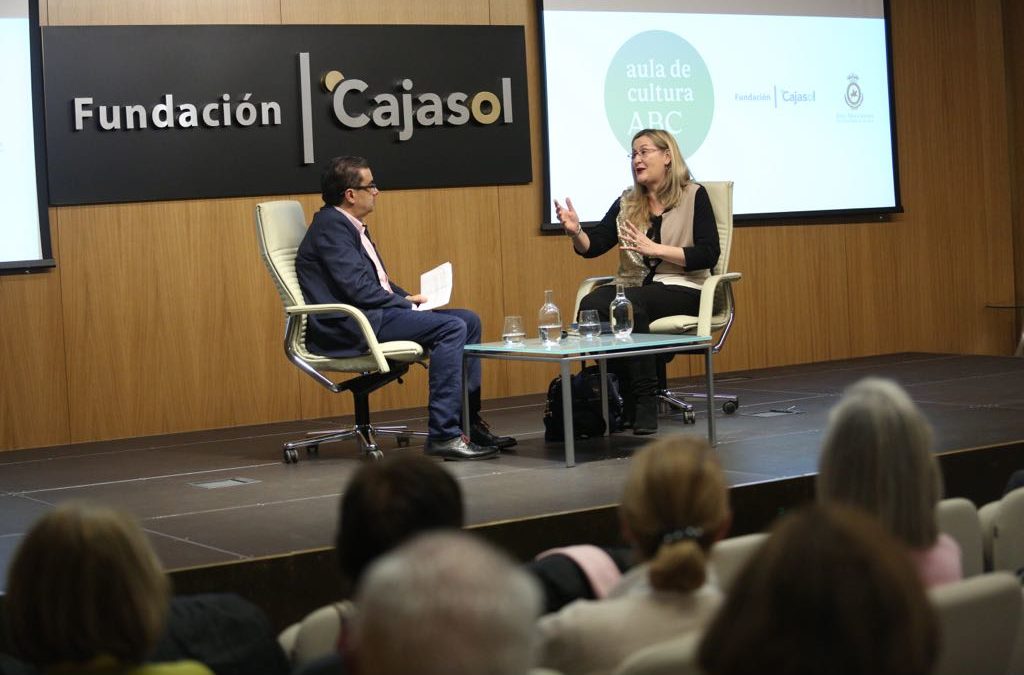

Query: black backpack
left=543, top=365, right=624, bottom=441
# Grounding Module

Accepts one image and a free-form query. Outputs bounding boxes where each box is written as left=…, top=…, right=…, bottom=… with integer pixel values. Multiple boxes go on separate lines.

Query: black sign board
left=42, top=25, right=531, bottom=205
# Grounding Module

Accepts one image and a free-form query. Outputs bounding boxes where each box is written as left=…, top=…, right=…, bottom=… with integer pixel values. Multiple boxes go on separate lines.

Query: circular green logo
left=605, top=30, right=714, bottom=158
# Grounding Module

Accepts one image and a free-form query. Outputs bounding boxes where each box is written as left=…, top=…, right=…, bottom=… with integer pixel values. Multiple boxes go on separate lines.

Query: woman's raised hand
left=554, top=198, right=581, bottom=235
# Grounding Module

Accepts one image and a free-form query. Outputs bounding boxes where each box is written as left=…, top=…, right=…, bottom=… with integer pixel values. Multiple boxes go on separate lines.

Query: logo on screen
left=845, top=74, right=863, bottom=109
left=604, top=31, right=713, bottom=158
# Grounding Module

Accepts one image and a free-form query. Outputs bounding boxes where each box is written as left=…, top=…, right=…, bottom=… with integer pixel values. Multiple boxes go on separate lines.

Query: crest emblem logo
left=845, top=73, right=863, bottom=109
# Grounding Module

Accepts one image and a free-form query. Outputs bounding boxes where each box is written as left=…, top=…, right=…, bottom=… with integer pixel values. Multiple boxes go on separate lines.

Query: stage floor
left=3, top=352, right=1024, bottom=594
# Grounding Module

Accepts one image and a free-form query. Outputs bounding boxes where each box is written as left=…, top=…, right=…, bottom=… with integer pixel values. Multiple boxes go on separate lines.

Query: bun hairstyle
left=620, top=435, right=729, bottom=593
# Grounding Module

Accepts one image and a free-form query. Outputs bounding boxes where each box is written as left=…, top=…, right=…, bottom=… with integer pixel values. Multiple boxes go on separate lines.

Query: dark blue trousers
left=376, top=307, right=482, bottom=440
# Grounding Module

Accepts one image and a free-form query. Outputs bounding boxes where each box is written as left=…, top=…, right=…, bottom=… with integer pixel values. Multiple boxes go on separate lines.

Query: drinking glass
left=578, top=309, right=601, bottom=339
left=502, top=316, right=526, bottom=345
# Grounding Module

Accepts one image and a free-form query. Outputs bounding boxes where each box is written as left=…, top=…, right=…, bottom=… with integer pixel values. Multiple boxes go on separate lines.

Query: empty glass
left=502, top=315, right=526, bottom=345
left=578, top=309, right=601, bottom=339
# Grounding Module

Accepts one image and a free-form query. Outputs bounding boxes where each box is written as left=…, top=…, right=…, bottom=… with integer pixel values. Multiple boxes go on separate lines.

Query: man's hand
left=406, top=294, right=429, bottom=306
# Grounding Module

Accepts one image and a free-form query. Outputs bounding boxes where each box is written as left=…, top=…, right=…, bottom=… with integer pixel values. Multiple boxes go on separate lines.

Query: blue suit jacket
left=296, top=205, right=412, bottom=357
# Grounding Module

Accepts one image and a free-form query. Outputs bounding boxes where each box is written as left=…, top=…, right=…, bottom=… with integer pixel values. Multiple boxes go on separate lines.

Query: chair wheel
left=283, top=448, right=299, bottom=464
left=723, top=400, right=739, bottom=414
left=306, top=444, right=320, bottom=456
left=367, top=449, right=384, bottom=461
left=396, top=435, right=410, bottom=448
left=683, top=410, right=696, bottom=424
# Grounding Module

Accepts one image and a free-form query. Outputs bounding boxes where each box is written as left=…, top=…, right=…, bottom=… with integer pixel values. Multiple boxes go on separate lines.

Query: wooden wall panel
left=0, top=211, right=70, bottom=450
left=1005, top=0, right=1024, bottom=347
left=889, top=0, right=1015, bottom=355
left=281, top=0, right=488, bottom=25
left=842, top=221, right=900, bottom=357
left=58, top=198, right=300, bottom=442
left=48, top=0, right=280, bottom=25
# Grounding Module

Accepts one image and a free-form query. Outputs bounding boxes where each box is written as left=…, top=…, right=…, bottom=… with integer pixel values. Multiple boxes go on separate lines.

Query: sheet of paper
left=414, top=261, right=452, bottom=311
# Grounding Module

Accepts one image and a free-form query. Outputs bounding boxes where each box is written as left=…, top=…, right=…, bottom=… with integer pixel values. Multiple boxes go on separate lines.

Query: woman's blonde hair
left=817, top=377, right=942, bottom=549
left=620, top=128, right=694, bottom=228
left=4, top=502, right=170, bottom=665
left=620, top=435, right=729, bottom=593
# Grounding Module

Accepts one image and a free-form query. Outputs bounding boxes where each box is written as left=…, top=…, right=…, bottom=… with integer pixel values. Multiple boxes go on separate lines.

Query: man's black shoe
left=470, top=419, right=518, bottom=450
left=424, top=435, right=499, bottom=461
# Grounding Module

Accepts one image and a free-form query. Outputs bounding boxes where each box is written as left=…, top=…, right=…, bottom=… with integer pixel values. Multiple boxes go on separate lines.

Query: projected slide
left=542, top=2, right=897, bottom=223
left=0, top=0, right=50, bottom=269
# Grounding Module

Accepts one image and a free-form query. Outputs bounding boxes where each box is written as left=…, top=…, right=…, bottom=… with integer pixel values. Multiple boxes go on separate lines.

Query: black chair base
left=281, top=364, right=427, bottom=464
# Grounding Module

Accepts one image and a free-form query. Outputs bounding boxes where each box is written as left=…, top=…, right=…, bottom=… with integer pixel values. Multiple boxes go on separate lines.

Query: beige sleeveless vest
left=613, top=182, right=707, bottom=290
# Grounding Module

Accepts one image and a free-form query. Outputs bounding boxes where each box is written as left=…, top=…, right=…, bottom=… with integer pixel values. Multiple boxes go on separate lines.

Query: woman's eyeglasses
left=628, top=147, right=662, bottom=160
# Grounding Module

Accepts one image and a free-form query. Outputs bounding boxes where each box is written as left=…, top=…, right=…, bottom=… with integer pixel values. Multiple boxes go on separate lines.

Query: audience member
left=285, top=454, right=464, bottom=670
left=349, top=530, right=542, bottom=675
left=697, top=504, right=939, bottom=675
left=537, top=435, right=730, bottom=675
left=335, top=452, right=464, bottom=594
left=3, top=502, right=213, bottom=675
left=817, top=377, right=962, bottom=586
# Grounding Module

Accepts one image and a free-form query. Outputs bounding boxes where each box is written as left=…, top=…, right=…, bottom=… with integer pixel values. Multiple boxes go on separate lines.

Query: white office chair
left=574, top=181, right=741, bottom=423
left=929, top=572, right=1023, bottom=675
left=612, top=631, right=703, bottom=675
left=255, top=200, right=427, bottom=463
left=708, top=532, right=768, bottom=593
left=278, top=601, right=353, bottom=668
left=979, top=486, right=1024, bottom=575
left=936, top=497, right=985, bottom=577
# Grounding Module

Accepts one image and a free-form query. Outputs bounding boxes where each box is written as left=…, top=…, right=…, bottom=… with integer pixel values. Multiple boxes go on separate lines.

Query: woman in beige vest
left=554, top=128, right=720, bottom=434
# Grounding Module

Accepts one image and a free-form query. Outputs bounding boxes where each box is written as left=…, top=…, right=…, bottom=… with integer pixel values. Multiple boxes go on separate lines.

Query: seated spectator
left=817, top=377, right=962, bottom=586
left=697, top=504, right=939, bottom=675
left=3, top=502, right=213, bottom=675
left=537, top=435, right=730, bottom=675
left=284, top=454, right=464, bottom=669
left=349, top=531, right=542, bottom=675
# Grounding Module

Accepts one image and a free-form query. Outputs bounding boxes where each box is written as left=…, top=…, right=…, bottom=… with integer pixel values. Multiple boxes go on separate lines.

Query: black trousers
left=579, top=282, right=701, bottom=402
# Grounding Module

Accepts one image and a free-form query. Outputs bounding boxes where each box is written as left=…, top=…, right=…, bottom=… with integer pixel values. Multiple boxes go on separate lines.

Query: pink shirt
left=335, top=207, right=392, bottom=293
left=910, top=533, right=963, bottom=588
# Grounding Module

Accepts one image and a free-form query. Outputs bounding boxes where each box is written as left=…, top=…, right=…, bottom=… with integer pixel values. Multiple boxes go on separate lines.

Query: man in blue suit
left=296, top=156, right=516, bottom=461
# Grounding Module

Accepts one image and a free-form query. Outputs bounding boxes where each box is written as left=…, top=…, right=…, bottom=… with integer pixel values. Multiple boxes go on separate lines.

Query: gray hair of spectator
left=351, top=530, right=543, bottom=675
left=817, top=377, right=942, bottom=548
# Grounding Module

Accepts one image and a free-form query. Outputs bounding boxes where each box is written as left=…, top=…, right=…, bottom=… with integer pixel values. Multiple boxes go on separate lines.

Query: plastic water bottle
left=609, top=284, right=634, bottom=337
left=538, top=289, right=562, bottom=345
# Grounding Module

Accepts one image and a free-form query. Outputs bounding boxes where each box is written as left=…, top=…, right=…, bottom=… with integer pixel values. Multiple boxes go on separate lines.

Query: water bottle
left=609, top=284, right=634, bottom=337
left=538, top=289, right=562, bottom=345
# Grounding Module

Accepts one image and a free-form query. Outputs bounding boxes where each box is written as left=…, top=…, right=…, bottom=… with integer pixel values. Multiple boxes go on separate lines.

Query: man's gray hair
left=352, top=530, right=543, bottom=675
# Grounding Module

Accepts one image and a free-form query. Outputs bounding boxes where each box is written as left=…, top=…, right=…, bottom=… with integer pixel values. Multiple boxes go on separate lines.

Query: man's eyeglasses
left=628, top=147, right=662, bottom=160
left=350, top=183, right=378, bottom=192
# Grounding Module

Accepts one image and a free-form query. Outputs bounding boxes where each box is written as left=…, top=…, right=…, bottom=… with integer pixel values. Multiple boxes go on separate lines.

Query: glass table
left=463, top=333, right=715, bottom=467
